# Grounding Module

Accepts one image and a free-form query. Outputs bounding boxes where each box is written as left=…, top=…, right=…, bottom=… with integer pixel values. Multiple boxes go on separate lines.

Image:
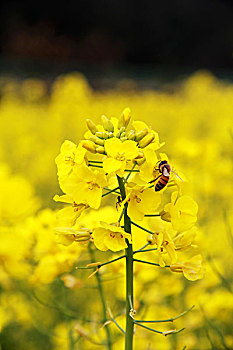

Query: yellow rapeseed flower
left=60, top=164, right=107, bottom=209
left=103, top=137, right=139, bottom=176
left=170, top=254, right=204, bottom=281
left=55, top=140, right=77, bottom=179
left=93, top=221, right=131, bottom=252
left=124, top=184, right=161, bottom=221
left=147, top=218, right=177, bottom=266
left=163, top=191, right=198, bottom=232
left=53, top=194, right=88, bottom=227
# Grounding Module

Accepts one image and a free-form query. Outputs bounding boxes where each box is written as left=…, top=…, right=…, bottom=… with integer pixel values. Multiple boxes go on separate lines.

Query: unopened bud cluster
left=83, top=108, right=155, bottom=159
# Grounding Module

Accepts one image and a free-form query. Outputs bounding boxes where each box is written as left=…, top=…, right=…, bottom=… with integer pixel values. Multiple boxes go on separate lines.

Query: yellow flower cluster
left=0, top=71, right=232, bottom=349
left=54, top=107, right=202, bottom=280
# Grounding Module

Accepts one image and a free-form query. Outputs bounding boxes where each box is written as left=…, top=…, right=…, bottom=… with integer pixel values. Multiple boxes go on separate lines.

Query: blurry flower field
left=0, top=71, right=232, bottom=349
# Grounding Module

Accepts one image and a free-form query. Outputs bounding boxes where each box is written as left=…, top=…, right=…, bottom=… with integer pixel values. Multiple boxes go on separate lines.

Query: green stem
left=133, top=258, right=170, bottom=268
left=117, top=175, right=134, bottom=350
left=118, top=206, right=126, bottom=223
left=89, top=245, right=112, bottom=350
left=133, top=321, right=163, bottom=334
left=130, top=220, right=155, bottom=235
left=124, top=163, right=137, bottom=183
left=100, top=255, right=126, bottom=267
left=144, top=214, right=160, bottom=217
left=102, top=187, right=120, bottom=197
left=135, top=305, right=195, bottom=323
left=133, top=243, right=150, bottom=253
left=88, top=164, right=103, bottom=168
left=133, top=248, right=158, bottom=254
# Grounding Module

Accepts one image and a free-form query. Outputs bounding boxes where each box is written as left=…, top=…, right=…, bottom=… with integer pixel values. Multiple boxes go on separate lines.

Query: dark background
left=0, top=0, right=232, bottom=81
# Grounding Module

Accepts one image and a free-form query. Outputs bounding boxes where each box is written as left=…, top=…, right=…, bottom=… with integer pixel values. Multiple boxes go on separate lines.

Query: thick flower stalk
left=54, top=108, right=204, bottom=350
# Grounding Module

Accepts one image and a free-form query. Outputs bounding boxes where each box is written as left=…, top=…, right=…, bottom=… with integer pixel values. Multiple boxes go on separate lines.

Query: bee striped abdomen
left=155, top=175, right=169, bottom=191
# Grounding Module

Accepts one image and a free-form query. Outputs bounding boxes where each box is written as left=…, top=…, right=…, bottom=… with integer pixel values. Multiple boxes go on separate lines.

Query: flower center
left=65, top=155, right=75, bottom=165
left=87, top=181, right=100, bottom=190
left=116, top=152, right=125, bottom=161
left=133, top=195, right=141, bottom=203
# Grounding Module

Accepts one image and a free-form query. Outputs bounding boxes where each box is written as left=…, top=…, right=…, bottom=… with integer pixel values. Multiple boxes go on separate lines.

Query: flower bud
left=86, top=262, right=101, bottom=268
left=135, top=157, right=145, bottom=165
left=118, top=107, right=131, bottom=129
left=160, top=210, right=171, bottom=222
left=138, top=133, right=155, bottom=148
left=127, top=130, right=135, bottom=140
left=147, top=234, right=156, bottom=245
left=121, top=131, right=126, bottom=138
left=95, top=131, right=109, bottom=139
left=55, top=227, right=91, bottom=242
left=82, top=140, right=96, bottom=153
left=86, top=119, right=98, bottom=135
left=169, top=264, right=183, bottom=273
left=101, top=115, right=114, bottom=133
left=135, top=128, right=148, bottom=142
left=121, top=137, right=127, bottom=142
left=88, top=135, right=105, bottom=146
left=135, top=150, right=144, bottom=159
left=96, top=146, right=105, bottom=154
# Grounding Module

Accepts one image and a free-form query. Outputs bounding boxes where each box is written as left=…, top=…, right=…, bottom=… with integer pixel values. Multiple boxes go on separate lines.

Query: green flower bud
left=135, top=150, right=144, bottom=159
left=95, top=131, right=109, bottom=139
left=55, top=227, right=91, bottom=242
left=160, top=210, right=171, bottom=222
left=135, top=128, right=148, bottom=142
left=135, top=157, right=145, bottom=165
left=118, top=107, right=131, bottom=129
left=121, top=131, right=126, bottom=138
left=116, top=131, right=121, bottom=138
left=101, top=115, right=114, bottom=133
left=119, top=126, right=126, bottom=134
left=82, top=140, right=96, bottom=153
left=88, top=135, right=105, bottom=146
left=96, top=146, right=105, bottom=154
left=127, top=130, right=135, bottom=140
left=138, top=133, right=155, bottom=148
left=86, top=119, right=98, bottom=135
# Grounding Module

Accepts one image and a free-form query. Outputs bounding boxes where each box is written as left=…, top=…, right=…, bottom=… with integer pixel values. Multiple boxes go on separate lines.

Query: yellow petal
left=103, top=157, right=121, bottom=174
left=92, top=228, right=108, bottom=251
left=176, top=196, right=198, bottom=215
left=104, top=138, right=122, bottom=157
left=120, top=140, right=139, bottom=159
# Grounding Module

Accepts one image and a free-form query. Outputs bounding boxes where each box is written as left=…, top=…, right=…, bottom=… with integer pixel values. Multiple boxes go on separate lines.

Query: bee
left=149, top=160, right=183, bottom=191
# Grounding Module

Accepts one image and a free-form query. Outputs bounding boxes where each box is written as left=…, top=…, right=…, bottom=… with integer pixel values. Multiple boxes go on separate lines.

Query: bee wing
left=171, top=169, right=184, bottom=182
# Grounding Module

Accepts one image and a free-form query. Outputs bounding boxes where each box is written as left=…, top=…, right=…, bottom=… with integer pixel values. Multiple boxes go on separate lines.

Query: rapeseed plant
left=54, top=108, right=203, bottom=349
